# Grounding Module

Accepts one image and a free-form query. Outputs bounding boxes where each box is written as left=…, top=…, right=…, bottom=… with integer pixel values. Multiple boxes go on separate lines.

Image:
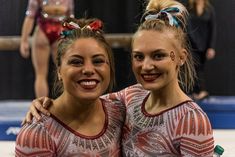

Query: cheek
left=61, top=67, right=81, bottom=81
left=131, top=60, right=140, bottom=71
left=166, top=63, right=178, bottom=77
left=131, top=63, right=141, bottom=81
left=104, top=69, right=111, bottom=82
left=98, top=67, right=111, bottom=92
left=131, top=63, right=138, bottom=77
left=99, top=66, right=111, bottom=80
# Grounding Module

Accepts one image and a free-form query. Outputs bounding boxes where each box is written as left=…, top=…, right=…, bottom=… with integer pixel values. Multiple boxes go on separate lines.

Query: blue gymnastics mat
left=0, top=101, right=30, bottom=141
left=0, top=97, right=235, bottom=141
left=199, top=96, right=235, bottom=129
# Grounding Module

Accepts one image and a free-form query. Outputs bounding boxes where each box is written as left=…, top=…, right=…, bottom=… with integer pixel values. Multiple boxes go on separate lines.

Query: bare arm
left=21, top=97, right=52, bottom=125
left=20, top=16, right=34, bottom=58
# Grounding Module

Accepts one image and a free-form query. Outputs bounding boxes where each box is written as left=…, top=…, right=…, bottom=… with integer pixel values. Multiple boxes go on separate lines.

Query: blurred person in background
left=187, top=0, right=216, bottom=100
left=20, top=0, right=74, bottom=98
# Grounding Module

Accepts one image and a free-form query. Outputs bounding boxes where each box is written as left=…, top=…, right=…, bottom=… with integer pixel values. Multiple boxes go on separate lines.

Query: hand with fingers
left=21, top=97, right=52, bottom=125
left=20, top=40, right=30, bottom=58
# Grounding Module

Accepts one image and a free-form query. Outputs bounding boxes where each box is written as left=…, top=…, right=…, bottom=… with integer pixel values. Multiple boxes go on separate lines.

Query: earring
left=180, top=60, right=184, bottom=66
left=58, top=76, right=62, bottom=81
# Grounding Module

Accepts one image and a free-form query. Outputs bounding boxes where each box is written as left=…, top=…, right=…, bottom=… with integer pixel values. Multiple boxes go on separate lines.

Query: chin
left=140, top=82, right=162, bottom=91
left=142, top=85, right=156, bottom=91
left=75, top=91, right=101, bottom=100
left=79, top=94, right=100, bottom=102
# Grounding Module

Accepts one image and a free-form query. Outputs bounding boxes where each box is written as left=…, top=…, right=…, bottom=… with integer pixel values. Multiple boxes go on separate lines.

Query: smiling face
left=58, top=38, right=110, bottom=101
left=132, top=30, right=186, bottom=92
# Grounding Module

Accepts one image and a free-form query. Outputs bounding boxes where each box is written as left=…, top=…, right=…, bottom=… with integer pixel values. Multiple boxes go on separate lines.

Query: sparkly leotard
left=26, top=0, right=74, bottom=44
left=15, top=98, right=125, bottom=156
left=107, top=84, right=214, bottom=157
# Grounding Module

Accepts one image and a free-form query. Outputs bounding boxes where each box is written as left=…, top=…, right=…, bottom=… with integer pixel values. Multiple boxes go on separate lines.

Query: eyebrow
left=132, top=49, right=167, bottom=54
left=69, top=53, right=106, bottom=59
left=132, top=51, right=142, bottom=54
left=92, top=54, right=106, bottom=58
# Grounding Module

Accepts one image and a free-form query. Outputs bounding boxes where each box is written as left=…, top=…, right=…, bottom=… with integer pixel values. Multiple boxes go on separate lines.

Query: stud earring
left=180, top=60, right=184, bottom=66
left=58, top=76, right=62, bottom=81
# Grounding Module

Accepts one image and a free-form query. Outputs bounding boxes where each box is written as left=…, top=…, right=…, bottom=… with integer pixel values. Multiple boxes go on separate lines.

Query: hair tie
left=143, top=7, right=181, bottom=28
left=60, top=21, right=80, bottom=38
left=60, top=19, right=103, bottom=38
left=62, top=21, right=80, bottom=29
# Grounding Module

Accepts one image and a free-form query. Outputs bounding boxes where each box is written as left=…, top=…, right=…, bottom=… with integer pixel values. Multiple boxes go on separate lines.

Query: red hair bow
left=88, top=20, right=103, bottom=31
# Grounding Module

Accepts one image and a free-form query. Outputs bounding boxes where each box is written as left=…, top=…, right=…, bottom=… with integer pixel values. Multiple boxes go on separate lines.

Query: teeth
left=143, top=75, right=152, bottom=78
left=80, top=81, right=96, bottom=86
left=143, top=75, right=156, bottom=79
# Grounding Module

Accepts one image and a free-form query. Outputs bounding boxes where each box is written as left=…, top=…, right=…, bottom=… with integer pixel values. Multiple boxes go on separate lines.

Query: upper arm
left=209, top=7, right=217, bottom=48
left=25, top=0, right=40, bottom=18
left=15, top=123, right=56, bottom=157
left=176, top=109, right=214, bottom=156
left=67, top=0, right=74, bottom=17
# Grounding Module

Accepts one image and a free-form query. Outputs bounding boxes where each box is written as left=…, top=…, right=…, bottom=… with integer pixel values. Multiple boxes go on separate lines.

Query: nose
left=82, top=61, right=95, bottom=76
left=142, top=57, right=155, bottom=71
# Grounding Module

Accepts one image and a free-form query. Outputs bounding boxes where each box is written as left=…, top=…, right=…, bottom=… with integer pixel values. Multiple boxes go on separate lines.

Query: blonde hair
left=146, top=0, right=188, bottom=30
left=135, top=0, right=196, bottom=92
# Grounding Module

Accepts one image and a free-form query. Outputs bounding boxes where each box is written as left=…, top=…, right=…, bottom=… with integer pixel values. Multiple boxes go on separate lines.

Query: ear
left=178, top=48, right=187, bottom=66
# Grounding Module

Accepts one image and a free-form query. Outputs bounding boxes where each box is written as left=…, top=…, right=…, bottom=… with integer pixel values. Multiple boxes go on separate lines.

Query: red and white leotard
left=107, top=84, right=214, bottom=157
left=15, top=98, right=125, bottom=157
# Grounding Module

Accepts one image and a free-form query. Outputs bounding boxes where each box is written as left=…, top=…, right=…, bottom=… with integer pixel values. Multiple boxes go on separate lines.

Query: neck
left=50, top=93, right=106, bottom=136
left=145, top=81, right=190, bottom=114
left=51, top=93, right=101, bottom=122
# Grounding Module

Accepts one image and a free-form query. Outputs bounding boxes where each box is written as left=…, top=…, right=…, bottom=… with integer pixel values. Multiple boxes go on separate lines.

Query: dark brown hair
left=52, top=18, right=115, bottom=97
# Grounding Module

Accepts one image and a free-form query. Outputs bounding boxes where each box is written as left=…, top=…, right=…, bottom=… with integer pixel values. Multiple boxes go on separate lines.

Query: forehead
left=132, top=30, right=178, bottom=53
left=66, top=38, right=108, bottom=57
